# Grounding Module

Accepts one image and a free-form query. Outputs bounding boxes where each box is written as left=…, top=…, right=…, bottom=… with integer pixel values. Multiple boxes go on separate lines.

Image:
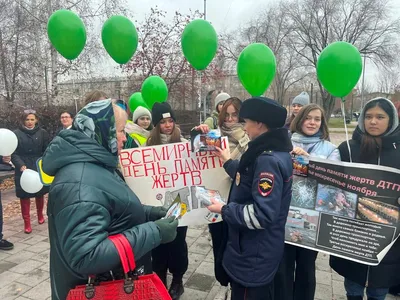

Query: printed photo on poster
left=292, top=155, right=309, bottom=177
left=357, top=198, right=399, bottom=225
left=315, top=184, right=357, bottom=218
left=291, top=176, right=318, bottom=209
left=285, top=207, right=320, bottom=248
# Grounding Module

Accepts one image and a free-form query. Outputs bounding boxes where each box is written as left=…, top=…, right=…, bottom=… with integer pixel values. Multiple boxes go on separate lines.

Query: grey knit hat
left=214, top=92, right=231, bottom=109
left=358, top=97, right=399, bottom=136
left=292, top=92, right=310, bottom=106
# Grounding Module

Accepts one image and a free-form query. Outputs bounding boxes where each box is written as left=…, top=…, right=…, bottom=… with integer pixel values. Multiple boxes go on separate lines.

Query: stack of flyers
left=194, top=186, right=226, bottom=207
left=164, top=194, right=186, bottom=220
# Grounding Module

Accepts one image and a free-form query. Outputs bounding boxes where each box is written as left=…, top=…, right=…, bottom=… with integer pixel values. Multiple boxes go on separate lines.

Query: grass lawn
left=328, top=118, right=357, bottom=128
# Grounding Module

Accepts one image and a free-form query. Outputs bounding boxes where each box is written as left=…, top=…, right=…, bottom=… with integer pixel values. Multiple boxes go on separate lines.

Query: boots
left=20, top=199, right=32, bottom=234
left=169, top=277, right=184, bottom=300
left=155, top=271, right=167, bottom=287
left=35, top=196, right=45, bottom=224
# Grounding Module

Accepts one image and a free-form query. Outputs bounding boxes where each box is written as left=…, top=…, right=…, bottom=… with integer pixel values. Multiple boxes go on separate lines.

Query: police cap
left=239, top=97, right=287, bottom=129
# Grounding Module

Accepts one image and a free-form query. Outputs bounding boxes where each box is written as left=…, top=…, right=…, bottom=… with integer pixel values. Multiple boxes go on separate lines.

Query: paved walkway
left=1, top=207, right=400, bottom=300
left=1, top=132, right=399, bottom=299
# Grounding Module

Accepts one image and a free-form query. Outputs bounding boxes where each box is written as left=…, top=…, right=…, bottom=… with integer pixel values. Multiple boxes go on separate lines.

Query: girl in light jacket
left=274, top=104, right=340, bottom=300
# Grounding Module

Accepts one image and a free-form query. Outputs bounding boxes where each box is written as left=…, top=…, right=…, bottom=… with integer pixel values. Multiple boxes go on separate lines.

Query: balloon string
left=341, top=100, right=352, bottom=163
left=199, top=71, right=203, bottom=124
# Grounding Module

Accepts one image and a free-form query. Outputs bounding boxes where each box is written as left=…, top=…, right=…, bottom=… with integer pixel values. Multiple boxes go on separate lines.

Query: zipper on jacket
left=394, top=143, right=397, bottom=149
left=365, top=266, right=370, bottom=287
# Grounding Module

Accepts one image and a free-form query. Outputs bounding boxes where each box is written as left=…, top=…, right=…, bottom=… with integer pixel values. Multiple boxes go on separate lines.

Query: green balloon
left=102, top=16, right=138, bottom=64
left=141, top=76, right=168, bottom=109
left=181, top=19, right=218, bottom=70
left=47, top=10, right=86, bottom=60
left=237, top=43, right=276, bottom=96
left=128, top=92, right=148, bottom=112
left=317, top=41, right=362, bottom=98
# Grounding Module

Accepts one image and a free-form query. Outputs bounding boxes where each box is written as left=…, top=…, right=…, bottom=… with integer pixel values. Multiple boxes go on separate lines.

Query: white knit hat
left=132, top=106, right=152, bottom=123
left=215, top=92, right=231, bottom=109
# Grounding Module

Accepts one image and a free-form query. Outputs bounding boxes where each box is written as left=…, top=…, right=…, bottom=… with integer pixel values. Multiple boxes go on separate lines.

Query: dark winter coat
left=220, top=129, right=293, bottom=287
left=11, top=125, right=49, bottom=198
left=330, top=126, right=400, bottom=288
left=42, top=130, right=162, bottom=300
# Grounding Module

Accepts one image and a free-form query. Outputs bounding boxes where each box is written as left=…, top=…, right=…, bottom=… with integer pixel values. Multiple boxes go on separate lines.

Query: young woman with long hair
left=274, top=104, right=340, bottom=300
left=330, top=98, right=400, bottom=300
left=146, top=102, right=188, bottom=300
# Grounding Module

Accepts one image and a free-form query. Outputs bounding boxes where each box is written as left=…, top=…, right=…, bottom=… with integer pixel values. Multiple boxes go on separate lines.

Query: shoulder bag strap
left=116, top=234, right=136, bottom=271
left=108, top=234, right=132, bottom=273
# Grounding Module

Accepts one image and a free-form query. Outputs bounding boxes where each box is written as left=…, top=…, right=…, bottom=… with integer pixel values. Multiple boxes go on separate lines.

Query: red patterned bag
left=67, top=234, right=171, bottom=300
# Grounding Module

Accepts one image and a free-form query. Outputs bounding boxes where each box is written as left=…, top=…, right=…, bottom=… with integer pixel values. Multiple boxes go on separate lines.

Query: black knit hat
left=240, top=97, right=287, bottom=129
left=152, top=102, right=176, bottom=126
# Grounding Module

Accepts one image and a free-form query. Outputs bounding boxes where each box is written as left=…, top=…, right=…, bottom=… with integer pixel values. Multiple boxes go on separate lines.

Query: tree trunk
left=321, top=92, right=335, bottom=121
left=0, top=30, right=11, bottom=102
left=50, top=46, right=58, bottom=101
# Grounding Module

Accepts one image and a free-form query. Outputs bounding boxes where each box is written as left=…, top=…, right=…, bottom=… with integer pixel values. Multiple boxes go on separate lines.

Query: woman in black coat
left=330, top=98, right=400, bottom=300
left=11, top=111, right=49, bottom=234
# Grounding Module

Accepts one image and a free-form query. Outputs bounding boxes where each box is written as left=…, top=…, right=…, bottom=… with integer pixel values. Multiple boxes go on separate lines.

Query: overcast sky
left=89, top=0, right=400, bottom=90
left=128, top=0, right=273, bottom=33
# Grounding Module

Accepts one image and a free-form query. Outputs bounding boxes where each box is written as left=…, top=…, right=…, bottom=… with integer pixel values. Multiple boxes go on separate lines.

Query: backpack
left=212, top=116, right=218, bottom=129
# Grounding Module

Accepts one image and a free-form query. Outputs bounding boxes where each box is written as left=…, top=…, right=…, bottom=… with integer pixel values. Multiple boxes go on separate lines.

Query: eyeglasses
left=225, top=113, right=239, bottom=120
left=114, top=99, right=128, bottom=112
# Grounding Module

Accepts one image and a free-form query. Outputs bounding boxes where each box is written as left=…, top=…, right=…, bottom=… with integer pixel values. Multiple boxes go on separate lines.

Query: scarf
left=220, top=123, right=249, bottom=160
left=291, top=132, right=323, bottom=145
left=20, top=125, right=40, bottom=135
left=72, top=99, right=118, bottom=156
left=125, top=121, right=150, bottom=138
left=238, top=128, right=293, bottom=173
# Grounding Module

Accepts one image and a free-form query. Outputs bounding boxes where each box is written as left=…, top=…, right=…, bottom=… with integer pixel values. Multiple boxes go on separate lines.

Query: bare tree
left=0, top=0, right=130, bottom=106
left=0, top=1, right=45, bottom=104
left=220, top=3, right=309, bottom=104
left=283, top=0, right=400, bottom=118
left=124, top=7, right=224, bottom=110
left=375, top=65, right=399, bottom=96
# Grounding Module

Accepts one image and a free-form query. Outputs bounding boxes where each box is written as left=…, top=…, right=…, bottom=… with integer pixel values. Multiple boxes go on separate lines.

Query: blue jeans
left=345, top=278, right=389, bottom=300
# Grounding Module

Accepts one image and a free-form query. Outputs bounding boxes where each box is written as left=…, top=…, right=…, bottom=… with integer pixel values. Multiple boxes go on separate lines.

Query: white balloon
left=20, top=169, right=43, bottom=194
left=0, top=128, right=18, bottom=156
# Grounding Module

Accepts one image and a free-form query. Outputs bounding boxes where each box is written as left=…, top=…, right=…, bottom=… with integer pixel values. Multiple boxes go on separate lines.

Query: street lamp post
left=202, top=0, right=207, bottom=122
left=360, top=54, right=367, bottom=109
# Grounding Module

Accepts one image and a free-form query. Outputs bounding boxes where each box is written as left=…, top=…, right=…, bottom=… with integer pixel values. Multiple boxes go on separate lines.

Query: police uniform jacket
left=221, top=128, right=293, bottom=287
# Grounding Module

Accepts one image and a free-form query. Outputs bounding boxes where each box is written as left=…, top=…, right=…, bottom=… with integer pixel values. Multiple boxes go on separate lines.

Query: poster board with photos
left=288, top=156, right=400, bottom=266
left=119, top=139, right=231, bottom=226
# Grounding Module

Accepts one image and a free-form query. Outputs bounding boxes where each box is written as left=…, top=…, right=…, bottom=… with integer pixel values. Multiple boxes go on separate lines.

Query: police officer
left=207, top=97, right=293, bottom=300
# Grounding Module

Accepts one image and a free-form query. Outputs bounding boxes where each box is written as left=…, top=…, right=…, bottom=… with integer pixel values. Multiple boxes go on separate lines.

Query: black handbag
left=209, top=221, right=230, bottom=286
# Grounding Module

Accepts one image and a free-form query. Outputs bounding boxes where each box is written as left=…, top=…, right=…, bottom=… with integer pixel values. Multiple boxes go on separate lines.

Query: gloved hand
left=154, top=217, right=179, bottom=244
left=149, top=206, right=168, bottom=221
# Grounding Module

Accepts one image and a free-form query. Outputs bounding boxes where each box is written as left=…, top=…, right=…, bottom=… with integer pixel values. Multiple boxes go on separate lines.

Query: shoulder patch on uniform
left=258, top=172, right=274, bottom=197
